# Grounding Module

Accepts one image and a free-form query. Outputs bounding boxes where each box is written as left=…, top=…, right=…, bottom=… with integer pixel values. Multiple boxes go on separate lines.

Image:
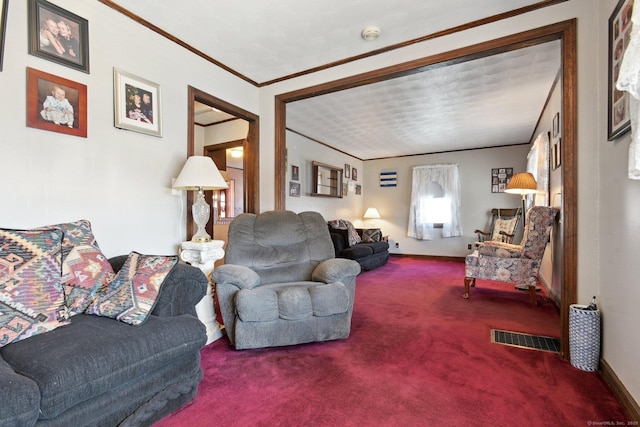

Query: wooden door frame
left=187, top=86, right=259, bottom=238
left=274, top=20, right=577, bottom=358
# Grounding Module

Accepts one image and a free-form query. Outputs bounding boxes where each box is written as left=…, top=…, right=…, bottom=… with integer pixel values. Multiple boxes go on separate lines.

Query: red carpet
left=156, top=256, right=628, bottom=426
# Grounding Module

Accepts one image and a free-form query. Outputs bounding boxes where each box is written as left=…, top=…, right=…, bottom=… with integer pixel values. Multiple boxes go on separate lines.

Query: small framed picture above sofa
left=26, top=67, right=87, bottom=138
left=113, top=68, right=162, bottom=137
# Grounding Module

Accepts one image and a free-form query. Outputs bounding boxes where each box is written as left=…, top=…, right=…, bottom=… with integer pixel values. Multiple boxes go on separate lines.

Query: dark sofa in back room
left=328, top=220, right=389, bottom=271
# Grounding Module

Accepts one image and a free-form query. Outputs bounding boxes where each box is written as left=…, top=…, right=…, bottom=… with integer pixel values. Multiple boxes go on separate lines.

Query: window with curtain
left=408, top=164, right=462, bottom=240
left=527, top=132, right=550, bottom=208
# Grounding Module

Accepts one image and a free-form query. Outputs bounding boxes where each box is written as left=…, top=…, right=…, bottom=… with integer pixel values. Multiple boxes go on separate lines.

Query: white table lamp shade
left=363, top=207, right=381, bottom=219
left=173, top=156, right=228, bottom=190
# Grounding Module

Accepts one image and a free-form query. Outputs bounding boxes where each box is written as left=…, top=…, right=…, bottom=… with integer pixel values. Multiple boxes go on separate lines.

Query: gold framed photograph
left=113, top=68, right=162, bottom=137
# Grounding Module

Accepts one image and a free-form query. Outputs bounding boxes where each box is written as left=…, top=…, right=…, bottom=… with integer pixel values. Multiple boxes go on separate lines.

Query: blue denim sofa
left=0, top=256, right=208, bottom=427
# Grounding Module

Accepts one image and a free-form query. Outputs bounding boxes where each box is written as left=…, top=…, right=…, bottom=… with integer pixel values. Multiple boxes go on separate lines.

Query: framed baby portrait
left=26, top=67, right=87, bottom=137
left=28, top=0, right=90, bottom=73
left=113, top=68, right=162, bottom=137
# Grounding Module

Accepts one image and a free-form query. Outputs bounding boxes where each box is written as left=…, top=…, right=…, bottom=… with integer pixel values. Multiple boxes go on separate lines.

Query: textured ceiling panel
left=287, top=41, right=561, bottom=160
left=109, top=0, right=544, bottom=83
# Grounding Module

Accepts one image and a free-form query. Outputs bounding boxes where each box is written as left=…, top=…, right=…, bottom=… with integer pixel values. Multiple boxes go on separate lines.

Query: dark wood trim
left=187, top=86, right=259, bottom=239
left=601, top=359, right=640, bottom=422
left=276, top=20, right=577, bottom=360
left=98, top=0, right=258, bottom=86
left=260, top=0, right=568, bottom=87
left=390, top=253, right=466, bottom=263
left=560, top=20, right=578, bottom=360
left=274, top=97, right=287, bottom=210
left=100, top=0, right=566, bottom=88
left=195, top=117, right=242, bottom=127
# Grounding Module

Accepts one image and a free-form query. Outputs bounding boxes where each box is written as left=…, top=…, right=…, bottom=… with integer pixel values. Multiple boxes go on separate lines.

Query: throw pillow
left=37, top=220, right=108, bottom=316
left=328, top=219, right=361, bottom=246
left=343, top=220, right=361, bottom=246
left=491, top=218, right=518, bottom=242
left=39, top=219, right=99, bottom=261
left=0, top=228, right=70, bottom=347
left=61, top=244, right=115, bottom=316
left=361, top=228, right=382, bottom=243
left=86, top=252, right=178, bottom=325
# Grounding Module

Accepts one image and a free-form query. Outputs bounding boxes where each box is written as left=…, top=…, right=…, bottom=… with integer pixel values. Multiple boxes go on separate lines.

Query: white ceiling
left=108, top=0, right=561, bottom=159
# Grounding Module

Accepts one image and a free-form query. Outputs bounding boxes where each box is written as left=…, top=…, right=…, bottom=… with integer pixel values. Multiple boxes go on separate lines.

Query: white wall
left=0, top=0, right=259, bottom=257
left=363, top=145, right=528, bottom=257
left=285, top=130, right=364, bottom=221
left=598, top=0, right=640, bottom=406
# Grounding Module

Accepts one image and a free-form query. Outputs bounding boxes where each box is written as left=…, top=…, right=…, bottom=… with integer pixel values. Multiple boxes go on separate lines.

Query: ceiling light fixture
left=361, top=26, right=381, bottom=41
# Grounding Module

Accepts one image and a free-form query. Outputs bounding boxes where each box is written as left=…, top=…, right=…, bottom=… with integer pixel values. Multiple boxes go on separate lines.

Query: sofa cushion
left=0, top=313, right=206, bottom=420
left=235, top=282, right=349, bottom=322
left=277, top=287, right=313, bottom=320
left=309, top=283, right=349, bottom=316
left=235, top=288, right=279, bottom=322
left=0, top=355, right=40, bottom=426
left=61, top=244, right=114, bottom=315
left=0, top=228, right=70, bottom=347
left=340, top=244, right=374, bottom=260
left=360, top=241, right=390, bottom=254
left=86, top=252, right=178, bottom=325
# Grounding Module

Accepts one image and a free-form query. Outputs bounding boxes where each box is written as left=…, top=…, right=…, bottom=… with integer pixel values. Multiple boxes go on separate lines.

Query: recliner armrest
left=312, top=258, right=361, bottom=283
left=212, top=264, right=261, bottom=290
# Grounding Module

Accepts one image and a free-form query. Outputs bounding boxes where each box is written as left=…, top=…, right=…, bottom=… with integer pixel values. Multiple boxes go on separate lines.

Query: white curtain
left=407, top=164, right=462, bottom=240
left=616, top=3, right=640, bottom=179
left=527, top=132, right=550, bottom=208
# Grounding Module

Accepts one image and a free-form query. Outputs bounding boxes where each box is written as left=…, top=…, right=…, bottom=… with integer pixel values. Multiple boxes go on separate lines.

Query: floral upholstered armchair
left=463, top=206, right=558, bottom=305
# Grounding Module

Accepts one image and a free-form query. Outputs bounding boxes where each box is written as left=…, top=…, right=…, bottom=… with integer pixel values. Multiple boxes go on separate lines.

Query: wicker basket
left=569, top=304, right=601, bottom=372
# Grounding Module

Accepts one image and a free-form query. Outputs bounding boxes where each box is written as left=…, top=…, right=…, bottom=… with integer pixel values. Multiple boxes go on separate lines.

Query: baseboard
left=600, top=358, right=640, bottom=422
left=389, top=253, right=466, bottom=262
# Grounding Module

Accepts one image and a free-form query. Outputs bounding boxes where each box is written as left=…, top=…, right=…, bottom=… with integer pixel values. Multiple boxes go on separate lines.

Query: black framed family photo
left=28, top=0, right=89, bottom=73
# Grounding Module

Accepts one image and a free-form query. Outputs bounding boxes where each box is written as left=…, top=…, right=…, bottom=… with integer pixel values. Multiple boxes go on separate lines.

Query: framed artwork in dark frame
left=608, top=0, right=634, bottom=140
left=28, top=0, right=90, bottom=73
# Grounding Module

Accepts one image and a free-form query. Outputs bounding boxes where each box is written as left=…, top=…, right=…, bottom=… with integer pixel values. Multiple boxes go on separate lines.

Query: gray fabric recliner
left=212, top=210, right=361, bottom=350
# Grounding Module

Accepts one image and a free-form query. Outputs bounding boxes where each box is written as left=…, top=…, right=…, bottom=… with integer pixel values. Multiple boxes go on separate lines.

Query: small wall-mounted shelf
left=311, top=161, right=343, bottom=198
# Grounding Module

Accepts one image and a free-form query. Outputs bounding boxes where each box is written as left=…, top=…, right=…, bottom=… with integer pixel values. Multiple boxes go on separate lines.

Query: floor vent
left=491, top=329, right=560, bottom=353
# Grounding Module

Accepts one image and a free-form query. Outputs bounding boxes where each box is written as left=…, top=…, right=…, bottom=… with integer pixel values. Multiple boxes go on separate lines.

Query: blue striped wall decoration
left=380, top=171, right=397, bottom=187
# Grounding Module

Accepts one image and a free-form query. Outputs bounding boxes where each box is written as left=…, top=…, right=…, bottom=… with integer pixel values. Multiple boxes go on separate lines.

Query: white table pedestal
left=179, top=240, right=225, bottom=345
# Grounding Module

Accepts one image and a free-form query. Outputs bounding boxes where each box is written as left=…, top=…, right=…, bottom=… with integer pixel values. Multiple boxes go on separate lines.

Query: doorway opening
left=274, top=20, right=577, bottom=358
left=187, top=86, right=260, bottom=240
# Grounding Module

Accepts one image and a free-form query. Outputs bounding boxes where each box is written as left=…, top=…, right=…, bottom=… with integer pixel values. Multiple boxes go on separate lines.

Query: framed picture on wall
left=344, top=164, right=350, bottom=179
left=491, top=167, right=513, bottom=193
left=291, top=165, right=299, bottom=181
left=28, top=0, right=90, bottom=73
left=289, top=182, right=300, bottom=197
left=0, top=0, right=8, bottom=71
left=26, top=67, right=87, bottom=137
left=608, top=0, right=634, bottom=140
left=113, top=68, right=162, bottom=137
left=352, top=168, right=358, bottom=181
